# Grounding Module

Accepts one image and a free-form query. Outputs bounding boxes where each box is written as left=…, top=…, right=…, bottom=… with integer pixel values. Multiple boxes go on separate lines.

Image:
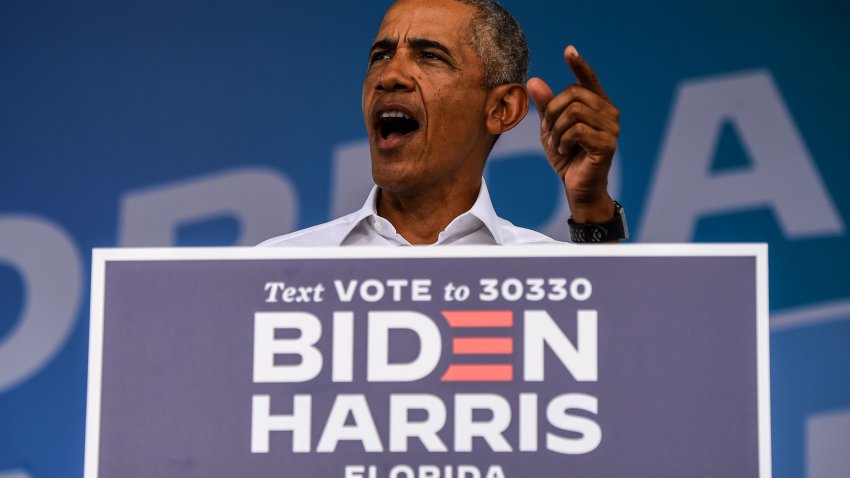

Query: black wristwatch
left=568, top=201, right=629, bottom=243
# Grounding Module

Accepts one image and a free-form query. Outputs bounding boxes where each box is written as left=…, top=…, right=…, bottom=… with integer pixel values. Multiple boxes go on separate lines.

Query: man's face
left=362, top=0, right=492, bottom=195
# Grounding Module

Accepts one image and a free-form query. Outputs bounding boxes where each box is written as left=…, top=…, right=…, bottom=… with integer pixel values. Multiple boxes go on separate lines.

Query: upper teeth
left=380, top=111, right=411, bottom=119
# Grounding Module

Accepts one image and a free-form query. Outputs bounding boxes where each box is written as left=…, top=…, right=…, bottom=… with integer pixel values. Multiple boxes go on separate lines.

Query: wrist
left=568, top=196, right=615, bottom=224
left=568, top=200, right=628, bottom=243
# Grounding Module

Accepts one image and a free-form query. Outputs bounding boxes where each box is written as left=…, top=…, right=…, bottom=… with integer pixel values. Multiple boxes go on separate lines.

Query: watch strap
left=568, top=201, right=628, bottom=243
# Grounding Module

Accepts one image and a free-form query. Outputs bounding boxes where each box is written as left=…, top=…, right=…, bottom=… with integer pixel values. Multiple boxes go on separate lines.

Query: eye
left=422, top=51, right=444, bottom=62
left=370, top=51, right=391, bottom=64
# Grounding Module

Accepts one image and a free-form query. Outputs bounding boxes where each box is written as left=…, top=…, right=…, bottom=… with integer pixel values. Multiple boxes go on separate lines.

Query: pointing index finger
left=565, top=45, right=609, bottom=100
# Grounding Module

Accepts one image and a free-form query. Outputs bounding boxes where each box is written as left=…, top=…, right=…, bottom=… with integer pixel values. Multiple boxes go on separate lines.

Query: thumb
left=526, top=77, right=554, bottom=125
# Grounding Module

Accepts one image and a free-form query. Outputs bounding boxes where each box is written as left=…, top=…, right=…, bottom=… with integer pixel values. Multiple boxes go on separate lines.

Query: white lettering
left=454, top=394, right=512, bottom=452
left=484, top=466, right=505, bottom=478
left=411, top=279, right=432, bottom=301
left=389, top=394, right=448, bottom=452
left=360, top=279, right=385, bottom=303
left=317, top=394, right=383, bottom=452
left=334, top=280, right=358, bottom=302
left=457, top=465, right=481, bottom=478
left=367, top=311, right=441, bottom=382
left=251, top=394, right=311, bottom=453
left=119, top=167, right=298, bottom=246
left=524, top=310, right=598, bottom=382
left=389, top=465, right=414, bottom=478
left=519, top=393, right=538, bottom=451
left=0, top=216, right=82, bottom=393
left=253, top=312, right=322, bottom=383
left=332, top=311, right=354, bottom=382
left=345, top=465, right=367, bottom=478
left=642, top=70, right=844, bottom=242
left=546, top=393, right=601, bottom=454
left=386, top=279, right=409, bottom=301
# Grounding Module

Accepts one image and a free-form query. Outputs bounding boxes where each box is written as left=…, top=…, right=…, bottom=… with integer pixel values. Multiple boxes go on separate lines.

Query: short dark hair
left=457, top=0, right=529, bottom=88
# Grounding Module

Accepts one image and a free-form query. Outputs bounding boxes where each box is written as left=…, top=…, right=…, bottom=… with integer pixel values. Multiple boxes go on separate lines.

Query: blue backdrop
left=1, top=1, right=848, bottom=477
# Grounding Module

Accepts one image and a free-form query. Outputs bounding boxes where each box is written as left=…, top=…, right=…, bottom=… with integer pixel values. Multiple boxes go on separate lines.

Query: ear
left=484, top=83, right=530, bottom=135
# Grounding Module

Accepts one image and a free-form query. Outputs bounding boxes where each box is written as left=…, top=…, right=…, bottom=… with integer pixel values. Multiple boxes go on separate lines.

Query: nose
left=377, top=54, right=414, bottom=92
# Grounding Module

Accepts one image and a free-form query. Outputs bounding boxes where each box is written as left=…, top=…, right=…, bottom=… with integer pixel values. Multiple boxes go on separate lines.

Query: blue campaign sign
left=86, top=245, right=769, bottom=477
left=0, top=1, right=848, bottom=477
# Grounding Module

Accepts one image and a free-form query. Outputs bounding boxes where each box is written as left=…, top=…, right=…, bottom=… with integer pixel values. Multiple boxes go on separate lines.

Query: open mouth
left=375, top=109, right=420, bottom=143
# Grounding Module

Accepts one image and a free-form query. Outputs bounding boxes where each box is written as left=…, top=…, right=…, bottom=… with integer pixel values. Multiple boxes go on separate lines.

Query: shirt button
left=374, top=221, right=383, bottom=231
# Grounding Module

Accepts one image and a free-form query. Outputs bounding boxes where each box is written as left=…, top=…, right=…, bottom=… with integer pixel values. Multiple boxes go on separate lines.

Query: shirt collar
left=340, top=178, right=505, bottom=245
left=464, top=179, right=505, bottom=244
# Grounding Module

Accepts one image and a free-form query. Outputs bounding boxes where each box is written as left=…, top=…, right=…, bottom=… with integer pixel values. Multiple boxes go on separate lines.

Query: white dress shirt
left=259, top=180, right=559, bottom=247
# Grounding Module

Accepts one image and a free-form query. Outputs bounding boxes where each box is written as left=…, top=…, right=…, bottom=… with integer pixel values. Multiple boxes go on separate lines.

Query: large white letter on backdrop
left=119, top=167, right=298, bottom=246
left=642, top=70, right=843, bottom=242
left=0, top=215, right=82, bottom=393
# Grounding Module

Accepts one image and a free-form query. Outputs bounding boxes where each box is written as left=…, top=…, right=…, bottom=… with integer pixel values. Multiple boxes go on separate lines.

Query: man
left=262, top=0, right=625, bottom=247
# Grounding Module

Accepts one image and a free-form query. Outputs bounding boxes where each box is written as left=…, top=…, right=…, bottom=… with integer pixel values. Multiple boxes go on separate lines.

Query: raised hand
left=527, top=45, right=620, bottom=223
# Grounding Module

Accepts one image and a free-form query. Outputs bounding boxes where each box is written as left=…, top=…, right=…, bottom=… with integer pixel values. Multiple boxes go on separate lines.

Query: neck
left=377, top=177, right=482, bottom=245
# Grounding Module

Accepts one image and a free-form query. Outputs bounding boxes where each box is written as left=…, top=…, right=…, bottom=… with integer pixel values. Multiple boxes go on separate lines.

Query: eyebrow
left=369, top=37, right=454, bottom=59
left=409, top=38, right=453, bottom=58
left=370, top=38, right=397, bottom=56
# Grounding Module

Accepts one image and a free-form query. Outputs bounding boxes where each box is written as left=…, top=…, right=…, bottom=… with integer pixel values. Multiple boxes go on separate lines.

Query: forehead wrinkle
left=372, top=33, right=468, bottom=66
left=372, top=0, right=484, bottom=78
left=378, top=2, right=471, bottom=48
